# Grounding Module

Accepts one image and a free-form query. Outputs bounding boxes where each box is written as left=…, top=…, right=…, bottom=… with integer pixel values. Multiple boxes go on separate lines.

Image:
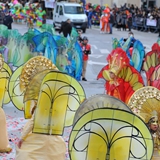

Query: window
left=148, top=0, right=156, bottom=8
left=59, top=6, right=63, bottom=15
left=56, top=5, right=59, bottom=13
left=64, top=6, right=84, bottom=14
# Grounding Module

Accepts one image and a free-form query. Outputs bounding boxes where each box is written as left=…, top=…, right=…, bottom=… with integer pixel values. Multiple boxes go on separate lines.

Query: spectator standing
left=77, top=30, right=83, bottom=44
left=127, top=13, right=132, bottom=31
left=80, top=36, right=91, bottom=81
left=59, top=19, right=72, bottom=37
left=116, top=11, right=122, bottom=30
left=121, top=10, right=127, bottom=31
left=109, top=10, right=114, bottom=34
left=3, top=11, right=13, bottom=29
left=87, top=7, right=93, bottom=29
left=157, top=14, right=160, bottom=37
left=0, top=6, right=5, bottom=24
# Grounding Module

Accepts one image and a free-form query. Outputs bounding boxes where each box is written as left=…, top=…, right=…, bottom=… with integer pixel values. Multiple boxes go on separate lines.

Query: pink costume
left=12, top=0, right=19, bottom=5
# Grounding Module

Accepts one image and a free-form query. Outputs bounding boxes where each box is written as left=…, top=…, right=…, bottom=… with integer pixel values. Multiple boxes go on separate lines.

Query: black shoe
left=82, top=77, right=87, bottom=81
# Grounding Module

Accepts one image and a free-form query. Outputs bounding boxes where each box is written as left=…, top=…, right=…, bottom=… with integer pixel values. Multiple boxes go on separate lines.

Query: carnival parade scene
left=0, top=0, right=160, bottom=160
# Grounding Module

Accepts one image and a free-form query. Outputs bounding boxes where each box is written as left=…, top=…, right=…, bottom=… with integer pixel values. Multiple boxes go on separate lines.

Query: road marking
left=91, top=49, right=94, bottom=53
left=88, top=60, right=106, bottom=65
left=90, top=55, right=103, bottom=58
left=100, top=49, right=110, bottom=54
left=91, top=45, right=98, bottom=49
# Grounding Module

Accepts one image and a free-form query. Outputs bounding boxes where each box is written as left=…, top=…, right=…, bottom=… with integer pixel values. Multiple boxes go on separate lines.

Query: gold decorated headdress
left=128, top=86, right=160, bottom=123
left=20, top=56, right=58, bottom=92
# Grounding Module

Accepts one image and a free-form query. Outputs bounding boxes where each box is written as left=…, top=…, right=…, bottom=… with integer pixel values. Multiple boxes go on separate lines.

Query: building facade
left=86, top=0, right=160, bottom=8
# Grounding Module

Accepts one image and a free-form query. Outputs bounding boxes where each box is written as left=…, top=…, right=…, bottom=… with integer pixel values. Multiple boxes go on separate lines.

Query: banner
left=146, top=18, right=157, bottom=27
left=45, top=0, right=55, bottom=8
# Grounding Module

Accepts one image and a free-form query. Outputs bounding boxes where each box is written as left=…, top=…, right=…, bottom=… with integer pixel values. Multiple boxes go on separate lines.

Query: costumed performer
left=101, top=7, right=110, bottom=33
left=16, top=101, right=66, bottom=160
left=100, top=11, right=105, bottom=33
left=35, top=6, right=46, bottom=27
left=147, top=111, right=160, bottom=158
left=143, top=44, right=160, bottom=89
left=12, top=0, right=19, bottom=5
left=0, top=55, right=12, bottom=153
left=16, top=57, right=66, bottom=160
left=97, top=48, right=144, bottom=103
left=27, top=5, right=36, bottom=28
left=128, top=86, right=160, bottom=160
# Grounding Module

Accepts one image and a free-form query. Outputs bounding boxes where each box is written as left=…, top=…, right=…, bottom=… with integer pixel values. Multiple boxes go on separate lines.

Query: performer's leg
left=101, top=22, right=104, bottom=32
left=82, top=60, right=87, bottom=80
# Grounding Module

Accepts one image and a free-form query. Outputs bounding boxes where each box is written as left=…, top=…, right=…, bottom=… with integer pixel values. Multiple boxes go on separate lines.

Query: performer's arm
left=21, top=114, right=34, bottom=141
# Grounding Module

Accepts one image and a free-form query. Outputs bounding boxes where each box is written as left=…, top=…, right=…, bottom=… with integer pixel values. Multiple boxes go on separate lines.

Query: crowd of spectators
left=113, top=4, right=160, bottom=33
left=88, top=3, right=160, bottom=35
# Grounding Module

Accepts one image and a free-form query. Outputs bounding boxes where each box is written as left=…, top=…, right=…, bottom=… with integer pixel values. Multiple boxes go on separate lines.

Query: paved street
left=1, top=23, right=158, bottom=160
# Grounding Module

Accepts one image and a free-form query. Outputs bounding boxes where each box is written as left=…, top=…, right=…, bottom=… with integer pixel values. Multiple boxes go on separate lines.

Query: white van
left=53, top=2, right=88, bottom=33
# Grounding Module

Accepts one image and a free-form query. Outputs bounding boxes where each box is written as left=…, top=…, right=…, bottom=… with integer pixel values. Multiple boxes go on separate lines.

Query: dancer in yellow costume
left=0, top=55, right=12, bottom=153
left=15, top=57, right=66, bottom=160
left=128, top=86, right=160, bottom=160
left=15, top=55, right=86, bottom=160
left=16, top=100, right=66, bottom=160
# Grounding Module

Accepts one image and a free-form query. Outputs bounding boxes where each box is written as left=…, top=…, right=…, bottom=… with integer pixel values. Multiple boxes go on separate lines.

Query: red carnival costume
left=97, top=48, right=144, bottom=103
left=143, top=43, right=160, bottom=90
